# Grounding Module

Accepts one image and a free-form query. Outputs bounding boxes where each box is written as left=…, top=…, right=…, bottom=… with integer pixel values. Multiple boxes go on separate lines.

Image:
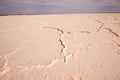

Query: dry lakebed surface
left=0, top=14, right=120, bottom=80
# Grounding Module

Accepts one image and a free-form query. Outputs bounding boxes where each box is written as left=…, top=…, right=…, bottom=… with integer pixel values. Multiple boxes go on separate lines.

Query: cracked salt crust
left=0, top=14, right=120, bottom=80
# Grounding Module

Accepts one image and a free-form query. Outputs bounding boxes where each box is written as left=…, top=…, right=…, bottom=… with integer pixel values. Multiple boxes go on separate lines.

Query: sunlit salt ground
left=0, top=0, right=120, bottom=15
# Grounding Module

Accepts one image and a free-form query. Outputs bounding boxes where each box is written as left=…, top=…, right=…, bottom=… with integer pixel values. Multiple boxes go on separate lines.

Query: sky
left=0, top=0, right=120, bottom=14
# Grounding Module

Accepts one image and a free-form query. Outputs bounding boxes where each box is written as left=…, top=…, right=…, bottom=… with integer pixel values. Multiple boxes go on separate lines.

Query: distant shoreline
left=0, top=12, right=120, bottom=16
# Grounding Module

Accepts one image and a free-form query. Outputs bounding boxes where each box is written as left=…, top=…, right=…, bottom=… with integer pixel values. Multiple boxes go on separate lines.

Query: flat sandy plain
left=0, top=14, right=120, bottom=80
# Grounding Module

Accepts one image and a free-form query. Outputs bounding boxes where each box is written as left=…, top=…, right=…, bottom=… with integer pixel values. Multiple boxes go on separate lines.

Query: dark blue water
left=0, top=0, right=120, bottom=15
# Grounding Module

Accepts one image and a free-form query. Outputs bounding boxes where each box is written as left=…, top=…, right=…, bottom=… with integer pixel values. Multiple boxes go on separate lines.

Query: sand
left=0, top=14, right=120, bottom=80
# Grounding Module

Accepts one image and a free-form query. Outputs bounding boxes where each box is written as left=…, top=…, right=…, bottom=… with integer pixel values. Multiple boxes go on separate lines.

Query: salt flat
left=0, top=14, right=120, bottom=80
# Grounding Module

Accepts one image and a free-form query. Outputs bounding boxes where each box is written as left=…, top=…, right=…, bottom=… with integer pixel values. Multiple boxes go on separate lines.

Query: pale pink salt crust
left=0, top=14, right=120, bottom=80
